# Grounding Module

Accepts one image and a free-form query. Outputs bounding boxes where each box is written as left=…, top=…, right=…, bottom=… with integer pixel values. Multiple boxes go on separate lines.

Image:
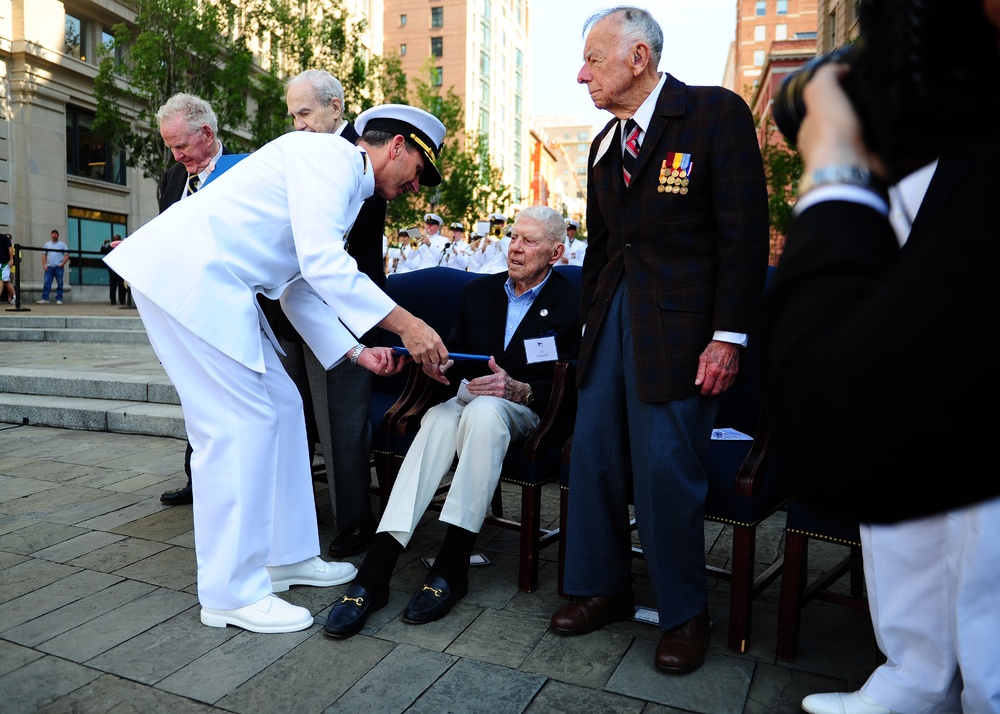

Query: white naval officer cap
left=487, top=213, right=506, bottom=224
left=450, top=222, right=465, bottom=231
left=566, top=219, right=581, bottom=230
left=424, top=213, right=443, bottom=225
left=355, top=104, right=447, bottom=187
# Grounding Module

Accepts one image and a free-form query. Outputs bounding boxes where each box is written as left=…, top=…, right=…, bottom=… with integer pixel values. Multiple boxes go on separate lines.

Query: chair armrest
left=735, top=407, right=775, bottom=498
left=521, top=361, right=576, bottom=461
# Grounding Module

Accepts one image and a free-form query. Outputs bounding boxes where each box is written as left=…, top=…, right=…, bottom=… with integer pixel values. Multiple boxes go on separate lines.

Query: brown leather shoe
left=655, top=609, right=711, bottom=674
left=550, top=594, right=635, bottom=635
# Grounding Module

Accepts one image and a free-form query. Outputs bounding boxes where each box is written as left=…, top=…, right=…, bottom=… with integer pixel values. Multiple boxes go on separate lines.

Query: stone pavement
left=0, top=301, right=881, bottom=713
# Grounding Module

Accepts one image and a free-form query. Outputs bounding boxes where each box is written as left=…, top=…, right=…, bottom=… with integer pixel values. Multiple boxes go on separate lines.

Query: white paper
left=711, top=427, right=752, bottom=440
left=456, top=379, right=477, bottom=404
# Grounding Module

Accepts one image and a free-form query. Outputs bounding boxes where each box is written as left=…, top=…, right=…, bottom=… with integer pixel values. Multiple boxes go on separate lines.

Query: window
left=66, top=106, right=125, bottom=185
left=755, top=1, right=766, bottom=16
left=777, top=0, right=788, bottom=14
left=400, top=43, right=407, bottom=56
left=400, top=14, right=407, bottom=26
left=775, top=24, right=788, bottom=40
left=753, top=49, right=765, bottom=66
left=577, top=130, right=588, bottom=141
left=65, top=13, right=87, bottom=61
left=431, top=7, right=443, bottom=27
left=754, top=25, right=766, bottom=42
left=101, top=27, right=123, bottom=66
left=432, top=67, right=443, bottom=87
left=431, top=37, right=443, bottom=57
left=828, top=9, right=837, bottom=47
left=66, top=206, right=127, bottom=288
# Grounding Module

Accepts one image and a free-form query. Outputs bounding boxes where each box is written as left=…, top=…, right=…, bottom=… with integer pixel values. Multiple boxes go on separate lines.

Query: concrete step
left=0, top=367, right=178, bottom=404
left=0, top=393, right=184, bottom=438
left=0, top=319, right=176, bottom=439
left=0, top=314, right=149, bottom=343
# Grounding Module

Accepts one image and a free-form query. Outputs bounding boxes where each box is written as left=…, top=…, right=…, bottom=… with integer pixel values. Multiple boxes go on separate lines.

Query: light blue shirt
left=503, top=271, right=552, bottom=349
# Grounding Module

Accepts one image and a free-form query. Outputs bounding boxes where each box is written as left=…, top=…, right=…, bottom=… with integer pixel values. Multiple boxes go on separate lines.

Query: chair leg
left=775, top=532, right=810, bottom=662
left=557, top=487, right=569, bottom=597
left=518, top=484, right=542, bottom=593
left=727, top=523, right=756, bottom=653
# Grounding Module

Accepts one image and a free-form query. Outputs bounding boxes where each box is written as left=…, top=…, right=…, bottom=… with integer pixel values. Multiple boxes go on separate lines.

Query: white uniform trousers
left=133, top=290, right=321, bottom=610
left=377, top=396, right=539, bottom=547
left=861, top=494, right=1000, bottom=714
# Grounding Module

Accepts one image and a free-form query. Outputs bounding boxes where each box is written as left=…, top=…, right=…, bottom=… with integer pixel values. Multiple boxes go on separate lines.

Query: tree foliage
left=92, top=0, right=511, bottom=234
left=759, top=120, right=803, bottom=263
left=92, top=0, right=258, bottom=182
left=386, top=58, right=511, bottom=233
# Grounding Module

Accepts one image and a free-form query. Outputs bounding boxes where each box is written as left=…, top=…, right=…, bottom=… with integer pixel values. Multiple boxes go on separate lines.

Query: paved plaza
left=0, top=301, right=881, bottom=713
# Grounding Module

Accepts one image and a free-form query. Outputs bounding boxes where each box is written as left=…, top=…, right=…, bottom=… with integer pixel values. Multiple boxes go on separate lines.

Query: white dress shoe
left=200, top=594, right=314, bottom=633
left=266, top=556, right=357, bottom=592
left=802, top=691, right=898, bottom=714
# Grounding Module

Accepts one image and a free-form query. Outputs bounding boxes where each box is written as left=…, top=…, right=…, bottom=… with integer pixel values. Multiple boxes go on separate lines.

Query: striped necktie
left=187, top=174, right=200, bottom=195
left=622, top=118, right=640, bottom=187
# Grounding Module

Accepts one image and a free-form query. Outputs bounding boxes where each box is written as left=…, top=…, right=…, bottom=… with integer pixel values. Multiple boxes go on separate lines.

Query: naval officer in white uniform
left=106, top=105, right=450, bottom=634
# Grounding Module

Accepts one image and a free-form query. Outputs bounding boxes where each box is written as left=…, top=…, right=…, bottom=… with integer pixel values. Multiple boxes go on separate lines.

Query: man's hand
left=798, top=63, right=888, bottom=181
left=421, top=358, right=454, bottom=385
left=694, top=340, right=740, bottom=396
left=354, top=346, right=407, bottom=376
left=378, top=306, right=449, bottom=367
left=465, top=356, right=531, bottom=403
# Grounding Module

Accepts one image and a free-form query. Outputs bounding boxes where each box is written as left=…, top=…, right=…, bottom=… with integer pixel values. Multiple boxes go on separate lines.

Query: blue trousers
left=42, top=266, right=64, bottom=300
left=563, top=279, right=719, bottom=631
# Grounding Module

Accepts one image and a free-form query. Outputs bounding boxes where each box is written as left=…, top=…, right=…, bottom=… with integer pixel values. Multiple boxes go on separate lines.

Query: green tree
left=385, top=58, right=510, bottom=232
left=759, top=119, right=803, bottom=263
left=245, top=0, right=410, bottom=143
left=92, top=0, right=258, bottom=183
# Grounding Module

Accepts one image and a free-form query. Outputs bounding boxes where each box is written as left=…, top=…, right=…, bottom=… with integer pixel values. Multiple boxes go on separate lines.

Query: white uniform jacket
left=106, top=131, right=395, bottom=373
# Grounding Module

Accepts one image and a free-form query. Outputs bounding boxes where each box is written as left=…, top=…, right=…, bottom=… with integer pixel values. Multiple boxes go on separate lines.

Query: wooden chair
left=378, top=265, right=582, bottom=592
left=774, top=498, right=867, bottom=661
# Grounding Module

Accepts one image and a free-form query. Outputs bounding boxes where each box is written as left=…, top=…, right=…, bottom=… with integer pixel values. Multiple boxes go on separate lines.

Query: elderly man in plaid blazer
left=550, top=6, right=769, bottom=675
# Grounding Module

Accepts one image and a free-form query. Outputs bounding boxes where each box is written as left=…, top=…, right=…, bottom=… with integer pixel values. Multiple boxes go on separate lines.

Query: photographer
left=760, top=2, right=1000, bottom=712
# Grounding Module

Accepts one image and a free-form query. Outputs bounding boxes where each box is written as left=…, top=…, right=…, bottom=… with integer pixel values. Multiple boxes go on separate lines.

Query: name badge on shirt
left=525, top=335, right=557, bottom=364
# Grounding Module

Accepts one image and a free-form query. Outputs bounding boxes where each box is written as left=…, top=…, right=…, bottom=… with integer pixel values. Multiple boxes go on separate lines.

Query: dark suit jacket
left=443, top=270, right=581, bottom=418
left=759, top=146, right=1000, bottom=523
left=581, top=74, right=770, bottom=402
left=267, top=122, right=388, bottom=346
left=158, top=145, right=233, bottom=212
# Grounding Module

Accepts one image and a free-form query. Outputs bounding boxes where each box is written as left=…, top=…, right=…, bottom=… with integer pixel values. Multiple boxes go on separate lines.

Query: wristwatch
left=798, top=164, right=882, bottom=197
left=348, top=344, right=365, bottom=365
left=524, top=385, right=534, bottom=406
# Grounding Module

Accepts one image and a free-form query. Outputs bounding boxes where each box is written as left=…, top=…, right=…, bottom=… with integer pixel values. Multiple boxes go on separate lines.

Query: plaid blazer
left=579, top=74, right=769, bottom=402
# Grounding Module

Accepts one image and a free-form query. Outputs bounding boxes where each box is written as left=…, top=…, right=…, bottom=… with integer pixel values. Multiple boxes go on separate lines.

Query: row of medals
left=658, top=166, right=689, bottom=194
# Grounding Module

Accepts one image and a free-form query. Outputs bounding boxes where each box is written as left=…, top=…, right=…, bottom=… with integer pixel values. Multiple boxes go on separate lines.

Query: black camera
left=773, top=0, right=1000, bottom=182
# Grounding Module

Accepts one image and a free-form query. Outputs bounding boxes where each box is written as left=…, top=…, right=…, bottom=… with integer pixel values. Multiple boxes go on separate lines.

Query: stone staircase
left=0, top=313, right=185, bottom=439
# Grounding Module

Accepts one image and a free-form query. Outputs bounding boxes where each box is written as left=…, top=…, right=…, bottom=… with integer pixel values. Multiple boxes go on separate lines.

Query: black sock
left=429, top=525, right=477, bottom=586
left=353, top=532, right=402, bottom=594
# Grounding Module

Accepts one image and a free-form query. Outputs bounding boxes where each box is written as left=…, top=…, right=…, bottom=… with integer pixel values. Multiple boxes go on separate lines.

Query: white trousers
left=133, top=290, right=320, bottom=610
left=861, top=494, right=1000, bottom=714
left=377, top=396, right=539, bottom=547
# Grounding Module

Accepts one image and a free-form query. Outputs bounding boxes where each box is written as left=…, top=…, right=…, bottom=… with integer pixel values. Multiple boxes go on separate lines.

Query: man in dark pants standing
left=155, top=92, right=229, bottom=506
left=550, top=6, right=769, bottom=675
left=276, top=69, right=388, bottom=556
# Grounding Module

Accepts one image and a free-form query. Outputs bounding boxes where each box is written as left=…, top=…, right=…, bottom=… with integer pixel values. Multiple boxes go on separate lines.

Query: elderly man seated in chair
left=325, top=205, right=582, bottom=638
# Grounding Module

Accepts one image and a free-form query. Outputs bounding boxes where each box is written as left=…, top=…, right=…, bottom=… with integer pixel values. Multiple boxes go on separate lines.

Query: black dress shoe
left=402, top=574, right=468, bottom=625
left=327, top=520, right=376, bottom=558
left=324, top=583, right=388, bottom=639
left=160, top=482, right=193, bottom=505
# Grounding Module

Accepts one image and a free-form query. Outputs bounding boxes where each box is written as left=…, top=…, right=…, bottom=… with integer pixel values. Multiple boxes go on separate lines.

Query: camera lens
left=773, top=44, right=859, bottom=147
